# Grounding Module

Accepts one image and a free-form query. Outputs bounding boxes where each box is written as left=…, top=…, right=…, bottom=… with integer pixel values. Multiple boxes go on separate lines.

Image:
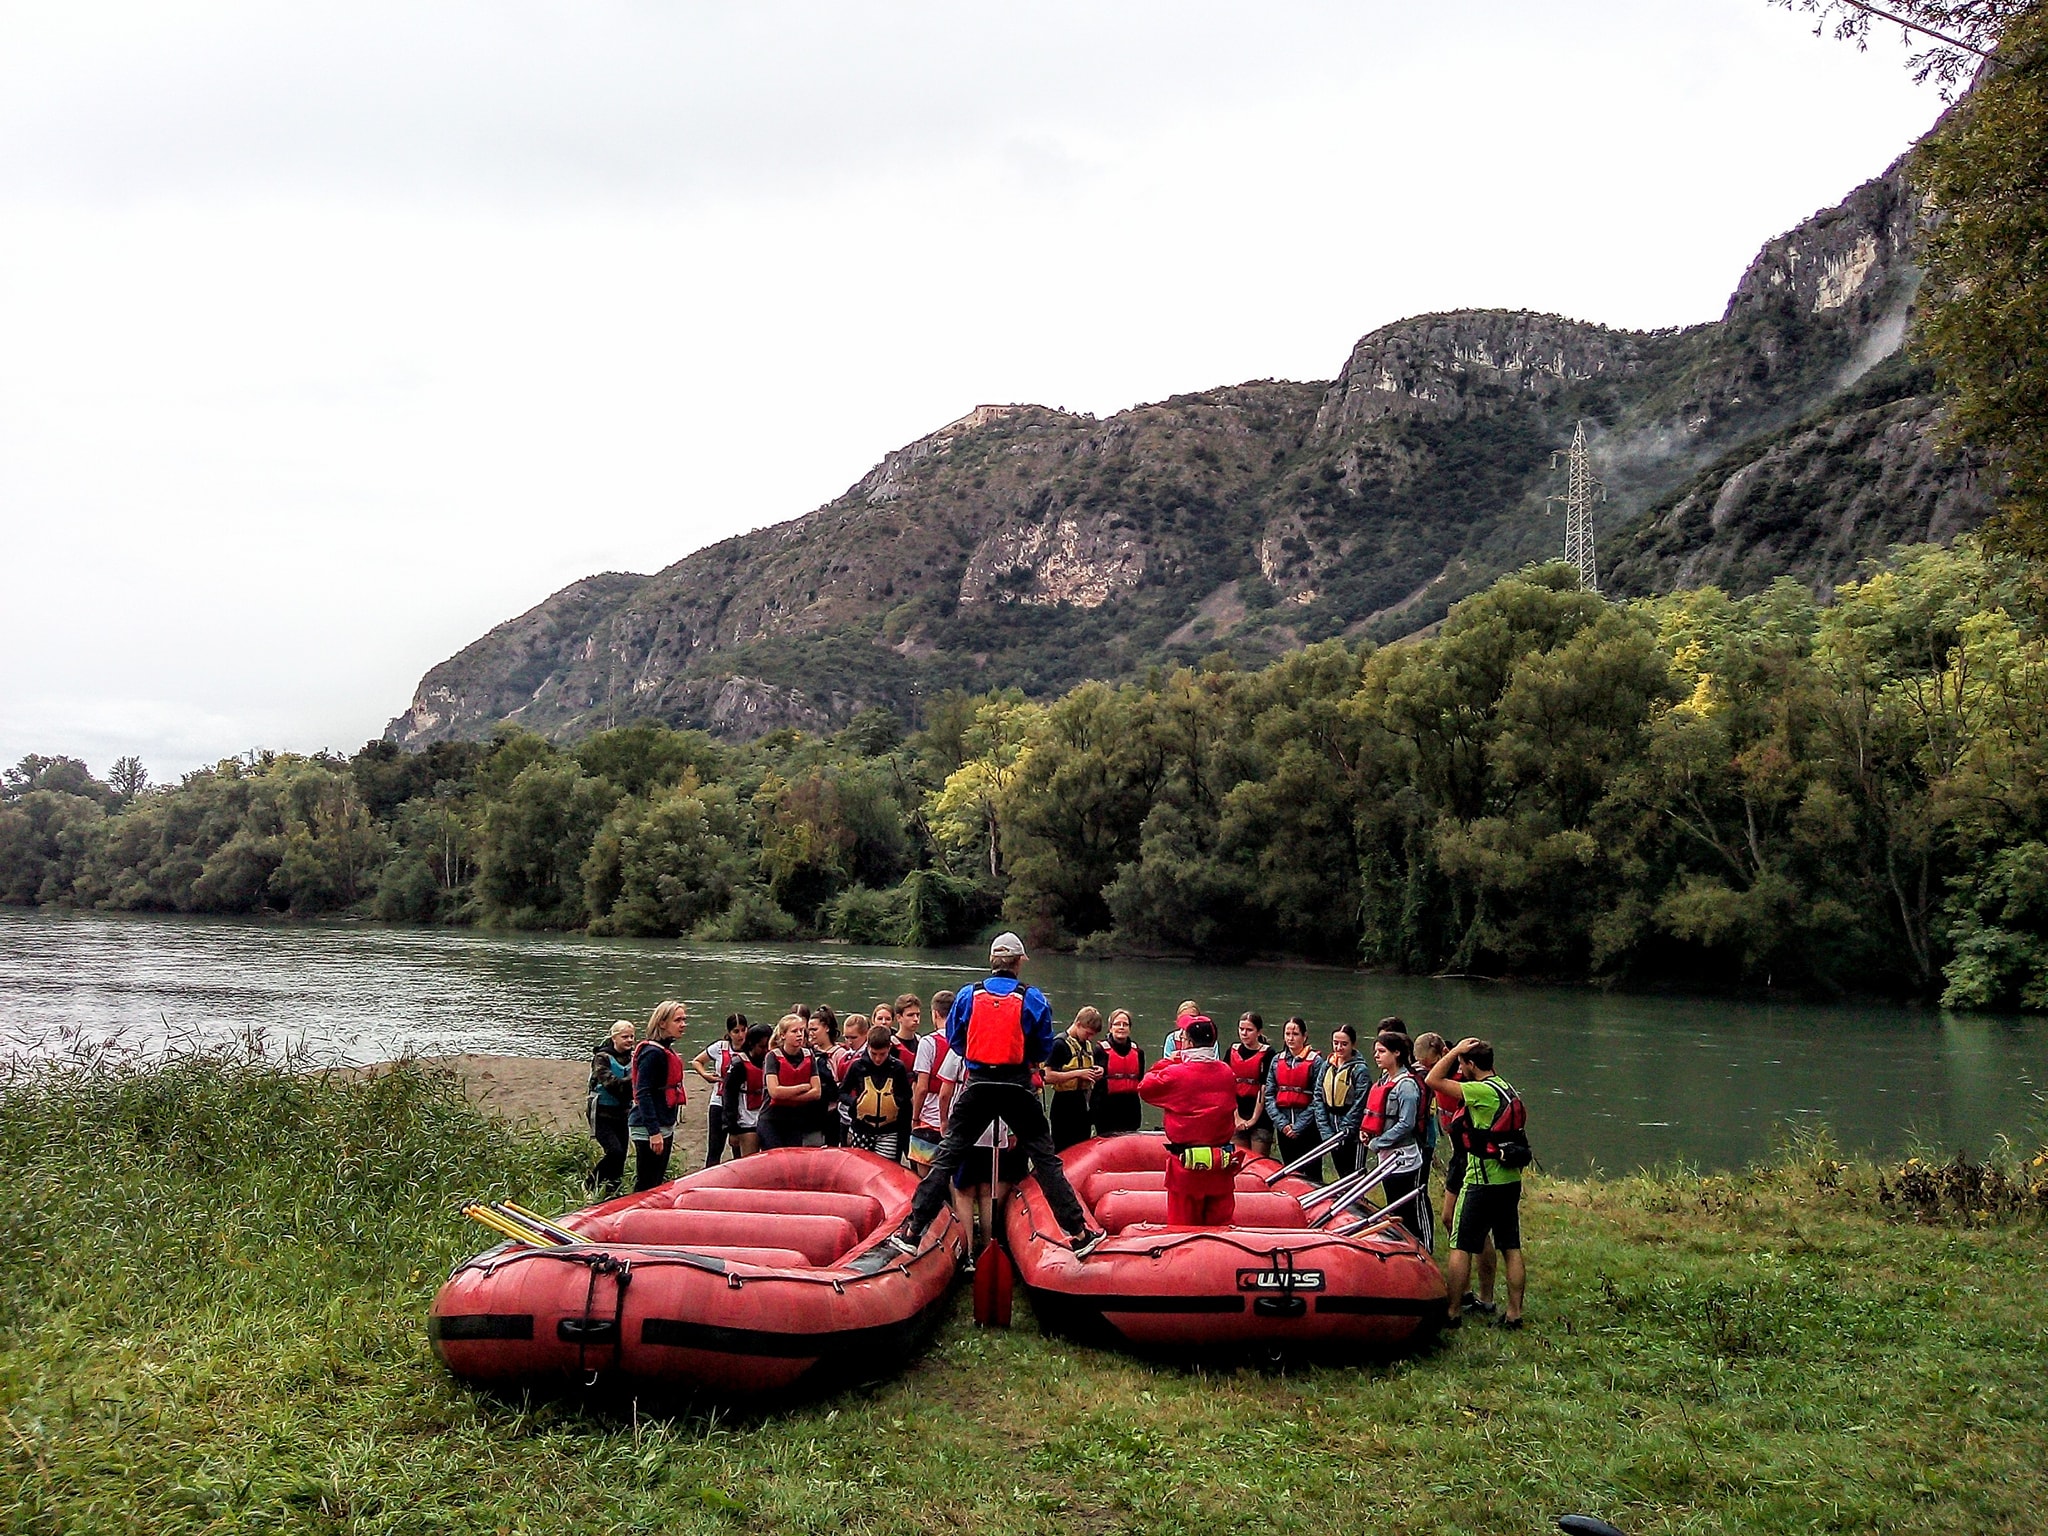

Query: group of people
left=583, top=931, right=1528, bottom=1327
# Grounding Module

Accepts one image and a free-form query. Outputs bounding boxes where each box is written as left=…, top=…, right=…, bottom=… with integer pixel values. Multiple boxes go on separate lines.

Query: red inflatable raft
left=1005, top=1134, right=1445, bottom=1357
left=431, top=1150, right=963, bottom=1399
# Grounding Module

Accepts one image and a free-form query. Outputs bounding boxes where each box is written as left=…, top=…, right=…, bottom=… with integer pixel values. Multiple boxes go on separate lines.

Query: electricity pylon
left=1549, top=420, right=1604, bottom=594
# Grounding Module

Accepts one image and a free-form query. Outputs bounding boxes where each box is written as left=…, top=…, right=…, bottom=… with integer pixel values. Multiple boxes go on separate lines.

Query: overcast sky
left=1, top=1, right=1943, bottom=780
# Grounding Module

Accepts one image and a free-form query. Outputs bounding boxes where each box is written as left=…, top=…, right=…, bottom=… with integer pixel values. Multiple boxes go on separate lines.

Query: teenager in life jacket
left=1090, top=1009, right=1147, bottom=1136
left=1362, top=1029, right=1430, bottom=1247
left=1227, top=1013, right=1274, bottom=1158
left=1139, top=1016, right=1242, bottom=1225
left=1426, top=1036, right=1528, bottom=1329
left=758, top=1014, right=830, bottom=1149
left=888, top=933, right=1105, bottom=1260
left=892, top=994, right=923, bottom=1071
left=691, top=1013, right=748, bottom=1169
left=628, top=1000, right=689, bottom=1191
left=907, top=990, right=955, bottom=1172
left=842, top=1023, right=915, bottom=1162
left=720, top=1021, right=776, bottom=1157
left=1161, top=1000, right=1199, bottom=1060
left=1314, top=1025, right=1367, bottom=1179
left=1042, top=1006, right=1104, bottom=1151
left=1264, top=1016, right=1324, bottom=1180
left=586, top=1020, right=636, bottom=1195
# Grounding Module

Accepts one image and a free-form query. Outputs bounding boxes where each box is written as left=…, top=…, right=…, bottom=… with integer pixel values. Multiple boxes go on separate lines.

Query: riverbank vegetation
left=7, top=543, right=2048, bottom=1009
left=3, top=1045, right=2044, bottom=1535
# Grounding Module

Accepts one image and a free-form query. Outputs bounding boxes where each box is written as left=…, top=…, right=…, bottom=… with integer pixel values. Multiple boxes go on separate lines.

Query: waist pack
left=1169, top=1144, right=1244, bottom=1174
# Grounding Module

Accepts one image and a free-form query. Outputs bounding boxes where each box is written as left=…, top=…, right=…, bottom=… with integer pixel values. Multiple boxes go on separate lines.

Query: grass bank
left=3, top=1049, right=2045, bottom=1536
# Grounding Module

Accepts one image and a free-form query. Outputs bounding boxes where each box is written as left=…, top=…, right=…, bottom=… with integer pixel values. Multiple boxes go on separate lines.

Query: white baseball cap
left=989, top=931, right=1027, bottom=961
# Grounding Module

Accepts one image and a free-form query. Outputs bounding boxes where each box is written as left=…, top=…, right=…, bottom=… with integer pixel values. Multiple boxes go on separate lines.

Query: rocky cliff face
left=390, top=152, right=1986, bottom=747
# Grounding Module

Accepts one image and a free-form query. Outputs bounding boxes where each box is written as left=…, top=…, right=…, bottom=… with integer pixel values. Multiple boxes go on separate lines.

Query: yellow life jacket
left=1321, top=1058, right=1358, bottom=1112
left=854, top=1071, right=899, bottom=1128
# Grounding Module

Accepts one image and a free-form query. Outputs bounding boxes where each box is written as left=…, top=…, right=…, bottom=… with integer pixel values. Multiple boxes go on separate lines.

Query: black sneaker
left=885, top=1230, right=920, bottom=1259
left=959, top=1251, right=977, bottom=1275
left=1069, top=1228, right=1107, bottom=1260
left=1442, top=1311, right=1464, bottom=1330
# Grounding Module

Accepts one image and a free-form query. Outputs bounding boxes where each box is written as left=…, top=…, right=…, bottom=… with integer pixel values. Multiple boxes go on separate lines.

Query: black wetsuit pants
left=588, top=1111, right=629, bottom=1193
left=633, top=1131, right=674, bottom=1193
left=903, top=1077, right=1090, bottom=1240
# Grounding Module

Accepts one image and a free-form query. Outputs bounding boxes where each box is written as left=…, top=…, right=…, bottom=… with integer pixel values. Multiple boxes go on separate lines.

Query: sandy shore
left=385, top=1054, right=714, bottom=1167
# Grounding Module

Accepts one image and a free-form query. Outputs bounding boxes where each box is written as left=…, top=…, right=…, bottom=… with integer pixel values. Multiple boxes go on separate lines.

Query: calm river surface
left=3, top=907, right=2043, bottom=1174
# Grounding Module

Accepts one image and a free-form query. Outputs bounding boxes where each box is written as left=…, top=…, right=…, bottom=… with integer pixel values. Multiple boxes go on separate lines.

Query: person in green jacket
left=1425, top=1036, right=1527, bottom=1329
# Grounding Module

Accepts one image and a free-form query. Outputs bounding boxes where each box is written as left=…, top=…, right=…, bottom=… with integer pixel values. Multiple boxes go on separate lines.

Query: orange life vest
left=1272, top=1052, right=1316, bottom=1111
left=964, top=986, right=1026, bottom=1067
left=1103, top=1041, right=1142, bottom=1094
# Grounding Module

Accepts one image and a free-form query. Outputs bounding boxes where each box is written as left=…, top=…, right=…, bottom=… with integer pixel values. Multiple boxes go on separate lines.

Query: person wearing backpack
left=585, top=1020, right=637, bottom=1195
left=1425, top=1036, right=1528, bottom=1329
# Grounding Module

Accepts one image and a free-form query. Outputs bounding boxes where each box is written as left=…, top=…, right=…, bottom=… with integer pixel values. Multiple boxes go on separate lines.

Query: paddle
left=972, top=1110, right=1014, bottom=1327
left=1556, top=1518, right=1627, bottom=1536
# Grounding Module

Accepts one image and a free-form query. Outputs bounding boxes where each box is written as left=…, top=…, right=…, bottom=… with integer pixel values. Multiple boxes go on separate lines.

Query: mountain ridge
left=390, top=150, right=1989, bottom=747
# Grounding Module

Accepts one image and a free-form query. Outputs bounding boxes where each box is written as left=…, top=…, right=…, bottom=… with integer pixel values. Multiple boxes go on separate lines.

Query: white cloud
left=0, top=0, right=1942, bottom=779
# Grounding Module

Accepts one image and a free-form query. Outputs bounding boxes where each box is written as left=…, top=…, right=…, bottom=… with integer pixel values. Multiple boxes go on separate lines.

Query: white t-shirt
left=912, top=1032, right=950, bottom=1131
left=701, top=1039, right=732, bottom=1106
left=937, top=1049, right=1014, bottom=1148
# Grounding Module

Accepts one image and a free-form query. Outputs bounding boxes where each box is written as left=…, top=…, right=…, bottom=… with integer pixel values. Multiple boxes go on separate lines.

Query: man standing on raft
left=889, top=933, right=1105, bottom=1260
left=1138, top=1015, right=1240, bottom=1226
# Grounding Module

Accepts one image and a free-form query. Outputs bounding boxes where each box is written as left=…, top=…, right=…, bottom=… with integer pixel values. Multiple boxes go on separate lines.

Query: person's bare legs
left=1478, top=1238, right=1498, bottom=1305
left=1502, top=1248, right=1526, bottom=1324
left=1445, top=1248, right=1472, bottom=1320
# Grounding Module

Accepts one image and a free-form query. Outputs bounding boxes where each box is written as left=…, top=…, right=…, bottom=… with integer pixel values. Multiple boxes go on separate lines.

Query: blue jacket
left=947, top=973, right=1057, bottom=1073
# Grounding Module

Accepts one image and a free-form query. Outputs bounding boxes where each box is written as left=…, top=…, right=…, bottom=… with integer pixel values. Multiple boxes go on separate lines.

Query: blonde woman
left=629, top=1000, right=689, bottom=1191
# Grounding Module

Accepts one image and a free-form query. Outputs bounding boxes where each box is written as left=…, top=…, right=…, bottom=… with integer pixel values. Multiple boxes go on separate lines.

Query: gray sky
left=1, top=1, right=1941, bottom=780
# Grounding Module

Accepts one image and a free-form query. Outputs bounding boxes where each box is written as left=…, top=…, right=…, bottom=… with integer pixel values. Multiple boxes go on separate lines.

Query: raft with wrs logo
left=431, top=1132, right=1443, bottom=1397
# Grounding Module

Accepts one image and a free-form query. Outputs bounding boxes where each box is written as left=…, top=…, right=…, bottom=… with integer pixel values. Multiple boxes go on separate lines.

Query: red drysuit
left=1138, top=1053, right=1241, bottom=1225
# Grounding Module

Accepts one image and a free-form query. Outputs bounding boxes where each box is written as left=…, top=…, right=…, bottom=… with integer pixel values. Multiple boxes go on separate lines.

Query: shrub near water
left=3, top=1053, right=2048, bottom=1536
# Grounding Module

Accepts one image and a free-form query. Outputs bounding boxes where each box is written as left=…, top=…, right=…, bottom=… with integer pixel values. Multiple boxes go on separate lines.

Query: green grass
left=3, top=1049, right=2045, bottom=1536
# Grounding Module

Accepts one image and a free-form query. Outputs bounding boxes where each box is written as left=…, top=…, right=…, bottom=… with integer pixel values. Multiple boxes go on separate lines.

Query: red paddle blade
left=973, top=1238, right=1013, bottom=1328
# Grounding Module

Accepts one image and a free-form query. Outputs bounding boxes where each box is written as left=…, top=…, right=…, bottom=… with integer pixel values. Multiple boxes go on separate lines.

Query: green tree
left=473, top=759, right=618, bottom=927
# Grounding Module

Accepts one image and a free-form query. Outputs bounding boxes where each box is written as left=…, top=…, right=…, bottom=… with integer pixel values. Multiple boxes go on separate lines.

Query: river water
left=2, top=907, right=2042, bottom=1174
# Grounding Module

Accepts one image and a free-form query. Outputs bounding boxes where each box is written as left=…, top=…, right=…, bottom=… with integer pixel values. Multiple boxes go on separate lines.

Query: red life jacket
left=964, top=985, right=1026, bottom=1067
left=771, top=1048, right=815, bottom=1091
left=1361, top=1073, right=1406, bottom=1140
left=894, top=1040, right=918, bottom=1073
left=1103, top=1040, right=1142, bottom=1094
left=630, top=1039, right=686, bottom=1111
left=1227, top=1044, right=1272, bottom=1102
left=740, top=1058, right=768, bottom=1112
left=1451, top=1078, right=1530, bottom=1165
left=1272, top=1051, right=1316, bottom=1111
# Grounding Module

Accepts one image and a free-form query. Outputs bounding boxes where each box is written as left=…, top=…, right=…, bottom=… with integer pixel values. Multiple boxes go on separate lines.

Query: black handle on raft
left=1557, top=1517, right=1628, bottom=1536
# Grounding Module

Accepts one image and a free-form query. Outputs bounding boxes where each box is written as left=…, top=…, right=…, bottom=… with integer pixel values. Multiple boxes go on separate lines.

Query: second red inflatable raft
left=1005, top=1134, right=1445, bottom=1357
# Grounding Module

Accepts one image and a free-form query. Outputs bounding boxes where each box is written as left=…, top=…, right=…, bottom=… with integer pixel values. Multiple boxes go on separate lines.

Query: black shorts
left=1453, top=1180, right=1521, bottom=1254
left=953, top=1146, right=1026, bottom=1190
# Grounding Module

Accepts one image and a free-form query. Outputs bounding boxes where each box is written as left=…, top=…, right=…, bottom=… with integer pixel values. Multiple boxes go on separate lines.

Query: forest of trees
left=5, top=547, right=2045, bottom=1011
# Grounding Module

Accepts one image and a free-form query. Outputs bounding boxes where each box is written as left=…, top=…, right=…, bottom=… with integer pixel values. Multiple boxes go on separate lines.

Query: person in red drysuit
left=1137, top=1016, right=1241, bottom=1226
